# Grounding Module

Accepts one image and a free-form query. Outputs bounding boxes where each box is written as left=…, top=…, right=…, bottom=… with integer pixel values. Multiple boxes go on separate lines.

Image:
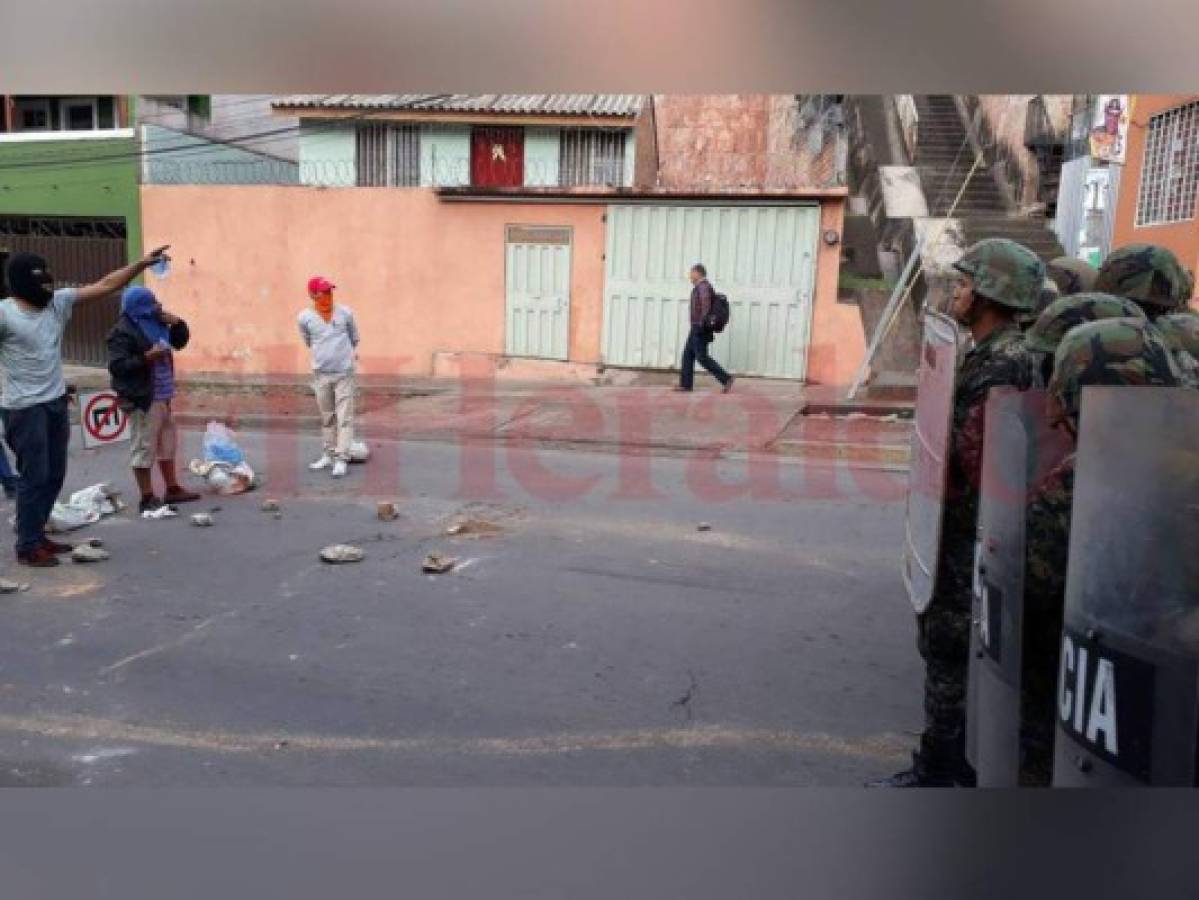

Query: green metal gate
left=601, top=204, right=820, bottom=380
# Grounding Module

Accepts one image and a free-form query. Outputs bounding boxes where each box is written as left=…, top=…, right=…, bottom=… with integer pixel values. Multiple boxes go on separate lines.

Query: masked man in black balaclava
left=1, top=245, right=169, bottom=567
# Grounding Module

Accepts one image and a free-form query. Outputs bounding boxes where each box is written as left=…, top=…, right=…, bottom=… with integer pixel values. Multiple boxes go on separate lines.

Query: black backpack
left=707, top=292, right=731, bottom=333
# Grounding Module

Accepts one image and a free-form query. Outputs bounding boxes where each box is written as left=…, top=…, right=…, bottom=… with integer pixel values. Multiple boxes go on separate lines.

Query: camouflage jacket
left=943, top=324, right=1034, bottom=548
left=1025, top=454, right=1075, bottom=618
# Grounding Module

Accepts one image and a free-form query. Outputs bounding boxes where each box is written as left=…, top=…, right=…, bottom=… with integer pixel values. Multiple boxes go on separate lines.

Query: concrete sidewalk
left=177, top=376, right=914, bottom=467
left=64, top=366, right=915, bottom=467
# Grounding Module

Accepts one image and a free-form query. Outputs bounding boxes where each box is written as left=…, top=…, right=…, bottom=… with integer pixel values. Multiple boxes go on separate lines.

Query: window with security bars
left=356, top=124, right=421, bottom=187
left=1135, top=101, right=1199, bottom=227
left=559, top=129, right=627, bottom=186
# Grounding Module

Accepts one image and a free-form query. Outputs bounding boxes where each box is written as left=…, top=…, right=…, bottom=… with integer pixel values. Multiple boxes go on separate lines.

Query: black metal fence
left=0, top=215, right=129, bottom=366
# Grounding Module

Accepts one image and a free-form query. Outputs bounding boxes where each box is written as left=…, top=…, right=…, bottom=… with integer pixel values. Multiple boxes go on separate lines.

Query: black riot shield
left=903, top=310, right=960, bottom=614
left=965, top=387, right=1073, bottom=785
left=1053, top=387, right=1199, bottom=786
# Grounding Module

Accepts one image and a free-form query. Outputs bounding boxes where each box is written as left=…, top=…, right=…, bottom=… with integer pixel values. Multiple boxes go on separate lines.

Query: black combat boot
left=866, top=750, right=956, bottom=788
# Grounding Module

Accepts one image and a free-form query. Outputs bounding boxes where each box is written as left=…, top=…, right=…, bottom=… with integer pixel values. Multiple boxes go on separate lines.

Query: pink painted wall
left=141, top=186, right=854, bottom=383
left=141, top=186, right=608, bottom=377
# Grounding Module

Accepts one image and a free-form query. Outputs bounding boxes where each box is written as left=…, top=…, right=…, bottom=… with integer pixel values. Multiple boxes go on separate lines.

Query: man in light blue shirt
left=0, top=245, right=169, bottom=567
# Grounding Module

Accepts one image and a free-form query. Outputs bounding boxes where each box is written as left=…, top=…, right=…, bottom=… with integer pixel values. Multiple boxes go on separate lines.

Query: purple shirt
left=151, top=353, right=176, bottom=402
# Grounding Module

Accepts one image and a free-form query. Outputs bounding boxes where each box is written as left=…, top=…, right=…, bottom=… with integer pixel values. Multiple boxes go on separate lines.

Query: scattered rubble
left=320, top=544, right=365, bottom=565
left=422, top=554, right=457, bottom=575
left=72, top=545, right=110, bottom=564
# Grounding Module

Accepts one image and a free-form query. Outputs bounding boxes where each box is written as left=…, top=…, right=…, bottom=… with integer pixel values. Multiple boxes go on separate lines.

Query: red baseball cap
left=307, top=276, right=335, bottom=294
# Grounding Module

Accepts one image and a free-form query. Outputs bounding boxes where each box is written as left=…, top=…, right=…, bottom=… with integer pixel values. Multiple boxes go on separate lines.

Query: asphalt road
left=0, top=427, right=920, bottom=786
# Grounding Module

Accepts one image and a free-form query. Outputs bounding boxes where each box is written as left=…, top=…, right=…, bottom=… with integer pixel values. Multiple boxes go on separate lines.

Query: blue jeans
left=679, top=325, right=731, bottom=390
left=1, top=396, right=70, bottom=554
left=0, top=440, right=15, bottom=484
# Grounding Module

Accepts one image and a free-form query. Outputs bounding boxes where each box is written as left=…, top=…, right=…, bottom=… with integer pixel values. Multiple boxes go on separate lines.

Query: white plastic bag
left=45, top=483, right=125, bottom=533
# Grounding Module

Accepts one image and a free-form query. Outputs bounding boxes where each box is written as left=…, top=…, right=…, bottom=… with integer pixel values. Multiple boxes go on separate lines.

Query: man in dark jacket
left=677, top=264, right=734, bottom=393
left=107, top=286, right=200, bottom=513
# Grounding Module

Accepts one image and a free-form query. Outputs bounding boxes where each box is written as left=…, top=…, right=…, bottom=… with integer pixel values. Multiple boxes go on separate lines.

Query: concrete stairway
left=914, top=95, right=1065, bottom=263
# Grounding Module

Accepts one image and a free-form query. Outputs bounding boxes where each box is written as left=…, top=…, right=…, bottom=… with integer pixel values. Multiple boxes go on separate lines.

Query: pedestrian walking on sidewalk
left=298, top=276, right=359, bottom=478
left=107, top=285, right=201, bottom=514
left=676, top=264, right=734, bottom=393
left=1, top=245, right=170, bottom=567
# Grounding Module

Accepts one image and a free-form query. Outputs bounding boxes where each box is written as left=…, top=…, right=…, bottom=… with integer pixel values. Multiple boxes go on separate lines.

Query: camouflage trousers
left=915, top=550, right=973, bottom=775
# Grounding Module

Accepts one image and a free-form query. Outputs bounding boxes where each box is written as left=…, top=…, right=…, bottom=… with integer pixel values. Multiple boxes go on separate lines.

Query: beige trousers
left=313, top=372, right=356, bottom=461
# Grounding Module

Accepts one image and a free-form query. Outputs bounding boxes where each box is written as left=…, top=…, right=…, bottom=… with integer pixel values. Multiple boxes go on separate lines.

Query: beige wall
left=141, top=186, right=858, bottom=383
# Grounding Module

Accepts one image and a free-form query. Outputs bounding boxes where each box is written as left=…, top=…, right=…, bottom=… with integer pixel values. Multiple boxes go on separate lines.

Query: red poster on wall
left=471, top=127, right=525, bottom=187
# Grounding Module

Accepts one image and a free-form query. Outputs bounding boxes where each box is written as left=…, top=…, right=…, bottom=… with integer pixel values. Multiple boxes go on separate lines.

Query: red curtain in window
left=471, top=127, right=525, bottom=187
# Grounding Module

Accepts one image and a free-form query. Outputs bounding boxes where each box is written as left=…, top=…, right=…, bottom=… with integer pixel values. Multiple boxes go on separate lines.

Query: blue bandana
left=121, top=286, right=171, bottom=346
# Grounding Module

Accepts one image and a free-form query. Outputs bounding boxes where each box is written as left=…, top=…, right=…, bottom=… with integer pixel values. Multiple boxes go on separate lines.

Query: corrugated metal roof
left=272, top=94, right=642, bottom=117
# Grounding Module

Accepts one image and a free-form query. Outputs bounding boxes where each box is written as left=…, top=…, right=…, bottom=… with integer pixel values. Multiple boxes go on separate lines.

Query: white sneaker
left=331, top=459, right=349, bottom=478
left=309, top=454, right=334, bottom=471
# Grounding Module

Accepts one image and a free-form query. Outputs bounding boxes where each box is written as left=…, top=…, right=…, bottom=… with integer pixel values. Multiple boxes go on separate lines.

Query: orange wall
left=1112, top=95, right=1199, bottom=297
left=807, top=199, right=862, bottom=384
left=140, top=186, right=852, bottom=382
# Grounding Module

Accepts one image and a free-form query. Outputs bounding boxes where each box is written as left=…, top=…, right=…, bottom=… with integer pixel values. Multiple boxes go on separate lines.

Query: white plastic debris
left=141, top=505, right=179, bottom=520
left=320, top=544, right=365, bottom=564
left=349, top=439, right=371, bottom=464
left=45, top=483, right=125, bottom=533
left=71, top=544, right=110, bottom=563
left=0, top=578, right=25, bottom=594
left=191, top=513, right=214, bottom=527
left=189, top=459, right=256, bottom=496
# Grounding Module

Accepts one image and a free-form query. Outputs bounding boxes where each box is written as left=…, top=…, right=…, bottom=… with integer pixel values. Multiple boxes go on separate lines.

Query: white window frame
left=355, top=123, right=421, bottom=187
left=60, top=96, right=101, bottom=131
left=1135, top=101, right=1199, bottom=227
left=559, top=128, right=628, bottom=187
left=13, top=98, right=52, bottom=132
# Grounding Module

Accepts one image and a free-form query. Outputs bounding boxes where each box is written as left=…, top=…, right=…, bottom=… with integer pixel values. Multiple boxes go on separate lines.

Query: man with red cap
left=298, top=276, right=359, bottom=478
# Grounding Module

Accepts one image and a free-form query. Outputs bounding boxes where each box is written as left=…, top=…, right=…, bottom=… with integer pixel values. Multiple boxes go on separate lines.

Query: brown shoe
left=41, top=538, right=74, bottom=554
left=163, top=486, right=201, bottom=504
left=18, top=545, right=60, bottom=568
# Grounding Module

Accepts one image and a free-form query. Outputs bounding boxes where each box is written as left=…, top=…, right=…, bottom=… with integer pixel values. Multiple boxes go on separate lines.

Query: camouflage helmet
left=1046, top=256, right=1099, bottom=296
left=1154, top=312, right=1199, bottom=388
left=1019, top=277, right=1061, bottom=327
left=952, top=238, right=1046, bottom=312
left=1025, top=292, right=1147, bottom=355
left=1049, top=318, right=1180, bottom=425
left=1154, top=312, right=1199, bottom=356
left=1094, top=243, right=1193, bottom=310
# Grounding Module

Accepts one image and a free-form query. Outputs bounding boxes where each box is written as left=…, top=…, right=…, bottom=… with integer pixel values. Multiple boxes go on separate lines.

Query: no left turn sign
left=80, top=390, right=131, bottom=449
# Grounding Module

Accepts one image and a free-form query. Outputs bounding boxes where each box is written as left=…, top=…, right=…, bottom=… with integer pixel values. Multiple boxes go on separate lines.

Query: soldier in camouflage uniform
left=1094, top=243, right=1194, bottom=321
left=1046, top=256, right=1098, bottom=297
left=1020, top=318, right=1180, bottom=785
left=1024, top=293, right=1147, bottom=386
left=871, top=238, right=1042, bottom=788
left=1153, top=312, right=1199, bottom=388
left=1019, top=277, right=1061, bottom=332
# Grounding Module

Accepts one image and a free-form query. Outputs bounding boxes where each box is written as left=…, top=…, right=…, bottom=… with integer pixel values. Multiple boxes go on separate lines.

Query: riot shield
left=965, top=387, right=1073, bottom=785
left=902, top=310, right=960, bottom=614
left=1053, top=387, right=1199, bottom=786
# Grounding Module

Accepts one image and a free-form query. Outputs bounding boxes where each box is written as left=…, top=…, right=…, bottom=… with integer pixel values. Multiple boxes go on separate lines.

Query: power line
left=0, top=95, right=463, bottom=175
